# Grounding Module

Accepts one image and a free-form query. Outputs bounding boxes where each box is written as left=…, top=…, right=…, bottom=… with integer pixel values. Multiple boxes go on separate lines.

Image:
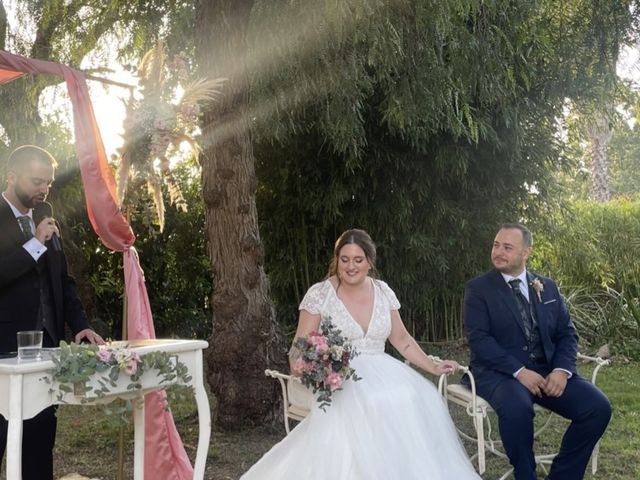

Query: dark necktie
left=509, top=279, right=534, bottom=339
left=509, top=278, right=528, bottom=303
left=509, top=278, right=543, bottom=361
left=17, top=215, right=34, bottom=240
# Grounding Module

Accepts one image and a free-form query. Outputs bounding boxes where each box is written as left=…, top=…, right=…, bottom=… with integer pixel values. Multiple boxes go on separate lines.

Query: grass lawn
left=449, top=361, right=640, bottom=479
left=575, top=362, right=639, bottom=479
left=1, top=360, right=638, bottom=479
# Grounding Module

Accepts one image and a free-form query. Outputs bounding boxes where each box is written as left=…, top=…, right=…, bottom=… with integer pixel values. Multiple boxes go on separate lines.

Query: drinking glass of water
left=17, top=330, right=43, bottom=360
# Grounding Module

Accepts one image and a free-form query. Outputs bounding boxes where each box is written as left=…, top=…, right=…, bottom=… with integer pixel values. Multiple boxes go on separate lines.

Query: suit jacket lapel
left=527, top=271, right=554, bottom=362
left=527, top=271, right=546, bottom=329
left=0, top=196, right=24, bottom=248
left=489, top=269, right=527, bottom=336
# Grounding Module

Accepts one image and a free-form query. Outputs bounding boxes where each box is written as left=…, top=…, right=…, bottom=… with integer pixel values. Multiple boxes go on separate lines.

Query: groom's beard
left=492, top=256, right=525, bottom=275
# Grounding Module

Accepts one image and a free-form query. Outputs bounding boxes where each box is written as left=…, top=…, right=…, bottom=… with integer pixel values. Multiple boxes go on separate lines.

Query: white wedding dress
left=241, top=279, right=481, bottom=480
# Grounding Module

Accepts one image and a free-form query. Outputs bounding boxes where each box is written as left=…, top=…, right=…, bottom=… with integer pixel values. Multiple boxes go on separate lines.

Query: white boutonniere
left=530, top=278, right=544, bottom=302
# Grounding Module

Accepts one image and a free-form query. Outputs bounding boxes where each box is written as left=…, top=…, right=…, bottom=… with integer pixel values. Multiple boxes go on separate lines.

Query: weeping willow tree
left=249, top=0, right=640, bottom=340
left=192, top=0, right=640, bottom=427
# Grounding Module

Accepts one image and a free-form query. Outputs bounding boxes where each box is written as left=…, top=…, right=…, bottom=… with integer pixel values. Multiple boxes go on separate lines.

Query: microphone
left=33, top=201, right=62, bottom=252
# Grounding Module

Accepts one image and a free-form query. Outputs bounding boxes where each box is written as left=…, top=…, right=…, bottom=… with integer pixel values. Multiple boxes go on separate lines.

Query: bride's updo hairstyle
left=327, top=228, right=378, bottom=279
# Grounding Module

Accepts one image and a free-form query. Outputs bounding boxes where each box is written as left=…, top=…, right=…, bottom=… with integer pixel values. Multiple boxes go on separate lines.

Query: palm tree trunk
left=587, top=110, right=612, bottom=202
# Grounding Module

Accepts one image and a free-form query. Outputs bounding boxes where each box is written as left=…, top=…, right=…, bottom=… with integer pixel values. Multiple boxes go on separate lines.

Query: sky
left=37, top=50, right=137, bottom=157
left=79, top=54, right=137, bottom=156
left=618, top=44, right=640, bottom=87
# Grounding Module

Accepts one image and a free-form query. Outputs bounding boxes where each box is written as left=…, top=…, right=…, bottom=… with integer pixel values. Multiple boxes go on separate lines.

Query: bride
left=241, top=229, right=481, bottom=479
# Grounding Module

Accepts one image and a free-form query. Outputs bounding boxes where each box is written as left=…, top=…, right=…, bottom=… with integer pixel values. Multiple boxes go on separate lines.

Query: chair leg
left=498, top=467, right=514, bottom=480
left=475, top=413, right=486, bottom=475
left=284, top=415, right=291, bottom=435
left=592, top=440, right=600, bottom=473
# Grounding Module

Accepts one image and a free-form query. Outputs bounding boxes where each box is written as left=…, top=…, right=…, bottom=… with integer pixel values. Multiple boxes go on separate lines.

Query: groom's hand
left=516, top=368, right=546, bottom=397
left=542, top=370, right=568, bottom=397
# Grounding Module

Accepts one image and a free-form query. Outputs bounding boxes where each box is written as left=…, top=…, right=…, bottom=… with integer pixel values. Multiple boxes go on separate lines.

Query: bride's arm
left=288, top=309, right=322, bottom=375
left=388, top=310, right=457, bottom=376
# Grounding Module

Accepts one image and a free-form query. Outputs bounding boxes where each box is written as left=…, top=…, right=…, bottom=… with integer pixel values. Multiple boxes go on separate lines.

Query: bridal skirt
left=240, top=352, right=481, bottom=479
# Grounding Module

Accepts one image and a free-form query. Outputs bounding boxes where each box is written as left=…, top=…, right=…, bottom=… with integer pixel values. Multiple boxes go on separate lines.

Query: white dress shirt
left=2, top=192, right=47, bottom=260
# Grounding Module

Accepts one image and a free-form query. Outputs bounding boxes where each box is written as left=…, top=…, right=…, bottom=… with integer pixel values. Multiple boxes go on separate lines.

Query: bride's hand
left=433, top=360, right=458, bottom=376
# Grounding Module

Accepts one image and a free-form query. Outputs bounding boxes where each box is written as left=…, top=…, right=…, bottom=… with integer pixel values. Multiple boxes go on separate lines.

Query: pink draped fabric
left=125, top=248, right=195, bottom=479
left=0, top=49, right=194, bottom=480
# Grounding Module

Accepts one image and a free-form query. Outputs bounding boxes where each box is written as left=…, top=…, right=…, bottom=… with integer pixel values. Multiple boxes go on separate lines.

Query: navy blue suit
left=463, top=269, right=611, bottom=480
left=0, top=195, right=90, bottom=479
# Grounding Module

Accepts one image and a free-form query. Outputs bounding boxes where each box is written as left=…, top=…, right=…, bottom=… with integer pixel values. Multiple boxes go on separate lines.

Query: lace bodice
left=299, top=279, right=400, bottom=354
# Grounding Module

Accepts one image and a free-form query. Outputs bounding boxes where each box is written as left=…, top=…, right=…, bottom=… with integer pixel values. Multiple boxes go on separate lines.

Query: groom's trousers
left=482, top=365, right=611, bottom=480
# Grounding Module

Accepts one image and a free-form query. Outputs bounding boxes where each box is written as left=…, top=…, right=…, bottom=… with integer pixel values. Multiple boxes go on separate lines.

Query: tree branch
left=0, top=0, right=7, bottom=51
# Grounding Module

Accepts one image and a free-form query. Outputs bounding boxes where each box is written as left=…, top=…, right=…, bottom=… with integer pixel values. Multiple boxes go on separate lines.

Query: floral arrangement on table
left=44, top=341, right=192, bottom=426
left=290, top=319, right=361, bottom=411
left=116, top=40, right=225, bottom=231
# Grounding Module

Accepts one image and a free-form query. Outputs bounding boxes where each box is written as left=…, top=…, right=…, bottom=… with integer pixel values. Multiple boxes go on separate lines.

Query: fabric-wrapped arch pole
left=0, top=49, right=194, bottom=480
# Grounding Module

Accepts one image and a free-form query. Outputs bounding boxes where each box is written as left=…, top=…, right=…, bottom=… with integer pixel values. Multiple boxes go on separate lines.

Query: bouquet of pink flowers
left=291, top=319, right=361, bottom=410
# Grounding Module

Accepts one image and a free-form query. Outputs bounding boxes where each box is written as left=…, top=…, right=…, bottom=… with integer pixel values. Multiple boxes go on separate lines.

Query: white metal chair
left=265, top=369, right=313, bottom=434
left=437, top=353, right=610, bottom=479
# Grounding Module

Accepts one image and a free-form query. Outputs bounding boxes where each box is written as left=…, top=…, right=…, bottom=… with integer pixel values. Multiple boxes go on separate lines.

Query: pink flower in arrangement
left=125, top=359, right=138, bottom=376
left=158, top=157, right=171, bottom=172
left=308, top=332, right=329, bottom=352
left=326, top=371, right=344, bottom=392
left=293, top=358, right=312, bottom=373
left=170, top=54, right=188, bottom=71
left=179, top=104, right=196, bottom=118
left=124, top=352, right=141, bottom=376
left=97, top=348, right=113, bottom=363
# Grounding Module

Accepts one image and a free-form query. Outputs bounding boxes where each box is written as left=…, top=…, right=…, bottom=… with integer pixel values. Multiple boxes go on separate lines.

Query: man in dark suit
left=463, top=223, right=611, bottom=480
left=0, top=145, right=104, bottom=479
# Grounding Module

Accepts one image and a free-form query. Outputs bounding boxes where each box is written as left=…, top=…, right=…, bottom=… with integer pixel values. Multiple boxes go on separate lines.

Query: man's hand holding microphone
left=34, top=201, right=61, bottom=250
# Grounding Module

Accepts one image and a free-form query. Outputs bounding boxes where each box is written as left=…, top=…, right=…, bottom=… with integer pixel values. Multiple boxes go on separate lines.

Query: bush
left=532, top=197, right=640, bottom=359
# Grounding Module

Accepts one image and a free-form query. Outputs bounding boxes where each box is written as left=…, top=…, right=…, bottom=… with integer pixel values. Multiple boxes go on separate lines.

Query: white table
left=0, top=339, right=211, bottom=480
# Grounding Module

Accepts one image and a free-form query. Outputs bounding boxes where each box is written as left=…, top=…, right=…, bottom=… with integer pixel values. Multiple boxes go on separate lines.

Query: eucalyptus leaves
left=44, top=341, right=192, bottom=426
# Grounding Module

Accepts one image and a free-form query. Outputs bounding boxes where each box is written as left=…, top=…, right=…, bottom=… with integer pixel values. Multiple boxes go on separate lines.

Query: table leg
left=6, top=374, right=23, bottom=480
left=193, top=351, right=211, bottom=479
left=133, top=396, right=146, bottom=480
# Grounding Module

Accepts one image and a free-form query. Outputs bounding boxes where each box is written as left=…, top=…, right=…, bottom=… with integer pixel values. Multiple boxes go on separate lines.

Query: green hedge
left=531, top=197, right=640, bottom=359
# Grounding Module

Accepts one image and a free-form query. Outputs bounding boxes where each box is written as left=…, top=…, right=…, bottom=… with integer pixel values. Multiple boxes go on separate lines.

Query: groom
left=463, top=223, right=611, bottom=480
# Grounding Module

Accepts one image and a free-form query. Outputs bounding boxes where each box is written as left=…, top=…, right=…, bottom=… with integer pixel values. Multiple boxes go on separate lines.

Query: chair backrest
left=265, top=369, right=313, bottom=433
left=287, top=378, right=314, bottom=410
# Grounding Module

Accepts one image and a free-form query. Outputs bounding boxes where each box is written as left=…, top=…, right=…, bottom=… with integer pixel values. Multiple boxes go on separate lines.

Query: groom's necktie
left=509, top=279, right=544, bottom=362
left=17, top=215, right=34, bottom=240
